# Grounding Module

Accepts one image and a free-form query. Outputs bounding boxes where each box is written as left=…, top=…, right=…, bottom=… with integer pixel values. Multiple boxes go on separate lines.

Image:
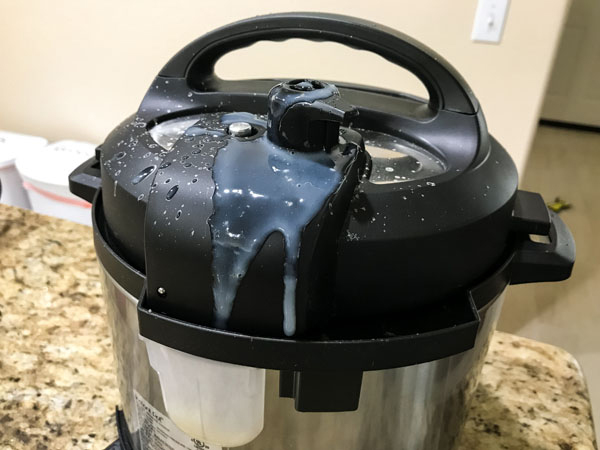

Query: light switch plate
left=471, top=0, right=510, bottom=44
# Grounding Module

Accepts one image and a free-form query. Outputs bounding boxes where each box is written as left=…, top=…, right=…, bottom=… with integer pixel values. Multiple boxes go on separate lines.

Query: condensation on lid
left=360, top=129, right=446, bottom=184
left=148, top=115, right=447, bottom=184
left=0, top=131, right=48, bottom=169
left=150, top=116, right=202, bottom=151
left=15, top=140, right=96, bottom=187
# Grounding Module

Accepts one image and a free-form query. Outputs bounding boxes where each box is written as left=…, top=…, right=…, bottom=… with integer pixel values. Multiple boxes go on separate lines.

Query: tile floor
left=497, top=124, right=600, bottom=429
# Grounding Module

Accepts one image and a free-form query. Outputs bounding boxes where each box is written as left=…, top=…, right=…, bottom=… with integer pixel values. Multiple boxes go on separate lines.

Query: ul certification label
left=134, top=391, right=221, bottom=450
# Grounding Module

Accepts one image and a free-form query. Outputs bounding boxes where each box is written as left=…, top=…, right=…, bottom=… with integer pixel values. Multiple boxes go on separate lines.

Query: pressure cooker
left=69, top=12, right=575, bottom=450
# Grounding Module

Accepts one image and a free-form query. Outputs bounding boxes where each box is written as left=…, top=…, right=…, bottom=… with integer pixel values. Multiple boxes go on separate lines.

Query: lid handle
left=156, top=12, right=478, bottom=114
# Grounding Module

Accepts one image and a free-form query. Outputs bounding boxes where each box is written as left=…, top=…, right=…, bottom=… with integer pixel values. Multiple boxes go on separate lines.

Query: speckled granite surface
left=0, top=205, right=118, bottom=450
left=0, top=204, right=596, bottom=450
left=457, top=333, right=597, bottom=450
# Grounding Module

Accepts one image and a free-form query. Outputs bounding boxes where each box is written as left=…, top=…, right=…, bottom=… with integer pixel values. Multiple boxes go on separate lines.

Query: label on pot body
left=134, top=391, right=222, bottom=450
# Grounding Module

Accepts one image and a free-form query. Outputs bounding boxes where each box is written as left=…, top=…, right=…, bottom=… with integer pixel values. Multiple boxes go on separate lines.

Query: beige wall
left=0, top=0, right=569, bottom=174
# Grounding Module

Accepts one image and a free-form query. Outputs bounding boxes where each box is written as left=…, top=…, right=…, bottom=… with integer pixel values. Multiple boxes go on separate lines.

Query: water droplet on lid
left=166, top=185, right=179, bottom=200
left=176, top=210, right=182, bottom=219
left=165, top=178, right=172, bottom=184
left=159, top=161, right=171, bottom=170
left=132, top=166, right=156, bottom=185
left=192, top=178, right=198, bottom=184
left=115, top=151, right=126, bottom=160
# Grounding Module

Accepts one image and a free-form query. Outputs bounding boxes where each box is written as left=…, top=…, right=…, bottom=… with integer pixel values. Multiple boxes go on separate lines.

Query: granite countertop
left=0, top=204, right=597, bottom=450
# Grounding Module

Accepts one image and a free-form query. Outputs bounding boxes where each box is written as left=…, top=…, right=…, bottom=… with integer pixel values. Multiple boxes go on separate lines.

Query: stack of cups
left=0, top=131, right=48, bottom=209
left=16, top=140, right=96, bottom=226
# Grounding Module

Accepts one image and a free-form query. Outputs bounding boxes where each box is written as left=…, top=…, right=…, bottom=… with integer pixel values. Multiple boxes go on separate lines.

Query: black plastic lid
left=68, top=12, right=575, bottom=339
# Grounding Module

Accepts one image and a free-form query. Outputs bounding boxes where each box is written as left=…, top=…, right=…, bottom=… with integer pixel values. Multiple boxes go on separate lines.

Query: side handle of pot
left=69, top=151, right=101, bottom=203
left=510, top=190, right=575, bottom=285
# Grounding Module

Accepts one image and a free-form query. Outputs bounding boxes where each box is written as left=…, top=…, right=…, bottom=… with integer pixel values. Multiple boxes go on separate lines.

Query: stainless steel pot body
left=99, top=265, right=505, bottom=450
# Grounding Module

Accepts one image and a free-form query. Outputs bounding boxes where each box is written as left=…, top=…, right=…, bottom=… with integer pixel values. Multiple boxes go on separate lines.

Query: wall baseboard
left=540, top=119, right=600, bottom=134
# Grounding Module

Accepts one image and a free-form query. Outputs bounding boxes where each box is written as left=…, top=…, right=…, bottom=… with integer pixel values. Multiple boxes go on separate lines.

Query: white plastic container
left=144, top=338, right=266, bottom=448
left=0, top=131, right=48, bottom=208
left=15, top=140, right=96, bottom=225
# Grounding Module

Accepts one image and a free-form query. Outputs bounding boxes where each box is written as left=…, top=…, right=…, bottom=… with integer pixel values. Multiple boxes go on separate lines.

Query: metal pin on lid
left=228, top=122, right=253, bottom=137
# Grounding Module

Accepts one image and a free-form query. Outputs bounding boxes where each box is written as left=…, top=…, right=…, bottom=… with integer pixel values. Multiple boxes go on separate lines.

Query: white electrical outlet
left=471, top=0, right=510, bottom=44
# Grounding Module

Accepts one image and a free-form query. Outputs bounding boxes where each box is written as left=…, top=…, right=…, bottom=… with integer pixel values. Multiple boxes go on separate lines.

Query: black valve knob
left=267, top=79, right=358, bottom=152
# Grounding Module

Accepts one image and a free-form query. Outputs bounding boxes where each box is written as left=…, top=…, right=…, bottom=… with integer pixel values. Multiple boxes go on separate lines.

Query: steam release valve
left=267, top=79, right=358, bottom=152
